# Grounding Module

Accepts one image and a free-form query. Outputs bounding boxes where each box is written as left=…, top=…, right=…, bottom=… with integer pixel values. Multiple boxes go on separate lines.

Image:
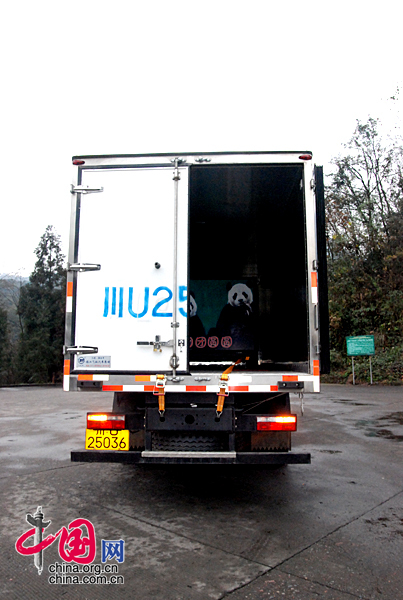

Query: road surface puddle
left=355, top=412, right=403, bottom=441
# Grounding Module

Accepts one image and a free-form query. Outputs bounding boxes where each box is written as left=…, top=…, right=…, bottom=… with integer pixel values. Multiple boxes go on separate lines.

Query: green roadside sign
left=346, top=335, right=375, bottom=357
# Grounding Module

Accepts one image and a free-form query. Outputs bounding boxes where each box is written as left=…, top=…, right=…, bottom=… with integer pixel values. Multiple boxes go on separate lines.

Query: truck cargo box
left=65, top=152, right=329, bottom=465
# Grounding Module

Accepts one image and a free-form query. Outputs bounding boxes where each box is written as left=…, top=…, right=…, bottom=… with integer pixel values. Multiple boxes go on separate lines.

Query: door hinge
left=64, top=346, right=98, bottom=354
left=314, top=305, right=319, bottom=330
left=71, top=185, right=104, bottom=194
left=68, top=263, right=101, bottom=272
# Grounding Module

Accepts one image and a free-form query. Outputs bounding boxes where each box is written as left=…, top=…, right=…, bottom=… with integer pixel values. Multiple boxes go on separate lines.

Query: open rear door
left=72, top=164, right=189, bottom=374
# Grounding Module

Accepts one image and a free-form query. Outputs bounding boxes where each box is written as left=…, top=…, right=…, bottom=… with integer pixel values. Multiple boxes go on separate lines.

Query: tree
left=0, top=304, right=11, bottom=384
left=326, top=118, right=403, bottom=353
left=327, top=118, right=402, bottom=255
left=17, top=226, right=66, bottom=383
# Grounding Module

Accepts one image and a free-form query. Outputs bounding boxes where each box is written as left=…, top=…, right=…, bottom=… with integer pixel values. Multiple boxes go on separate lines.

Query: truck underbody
left=71, top=390, right=310, bottom=464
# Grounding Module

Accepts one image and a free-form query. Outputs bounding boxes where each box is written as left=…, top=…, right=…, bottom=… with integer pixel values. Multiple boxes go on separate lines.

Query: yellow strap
left=222, top=358, right=243, bottom=376
left=216, top=357, right=249, bottom=415
left=216, top=394, right=225, bottom=414
left=158, top=393, right=165, bottom=414
left=154, top=374, right=166, bottom=414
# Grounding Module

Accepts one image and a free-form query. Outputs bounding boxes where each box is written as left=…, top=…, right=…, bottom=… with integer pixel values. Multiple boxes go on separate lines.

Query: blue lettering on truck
left=103, top=286, right=187, bottom=318
left=128, top=287, right=149, bottom=318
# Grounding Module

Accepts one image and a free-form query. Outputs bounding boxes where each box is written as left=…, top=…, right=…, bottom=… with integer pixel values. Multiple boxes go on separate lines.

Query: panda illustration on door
left=216, top=283, right=255, bottom=350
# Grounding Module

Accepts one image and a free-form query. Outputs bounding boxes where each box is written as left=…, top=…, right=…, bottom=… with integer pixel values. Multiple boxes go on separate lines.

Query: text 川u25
left=103, top=286, right=187, bottom=318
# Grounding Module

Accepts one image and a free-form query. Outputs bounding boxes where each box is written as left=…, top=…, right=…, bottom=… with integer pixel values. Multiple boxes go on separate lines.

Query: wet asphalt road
left=0, top=384, right=403, bottom=600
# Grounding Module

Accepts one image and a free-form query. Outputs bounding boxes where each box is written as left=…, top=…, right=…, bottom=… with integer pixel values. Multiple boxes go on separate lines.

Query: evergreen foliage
left=0, top=304, right=11, bottom=384
left=325, top=118, right=403, bottom=382
left=17, top=226, right=66, bottom=383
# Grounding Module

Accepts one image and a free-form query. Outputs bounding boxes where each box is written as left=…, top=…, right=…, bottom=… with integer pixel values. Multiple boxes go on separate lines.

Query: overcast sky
left=1, top=0, right=401, bottom=276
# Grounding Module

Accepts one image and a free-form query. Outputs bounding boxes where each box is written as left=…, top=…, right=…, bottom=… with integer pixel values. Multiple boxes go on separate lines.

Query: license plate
left=85, top=429, right=129, bottom=451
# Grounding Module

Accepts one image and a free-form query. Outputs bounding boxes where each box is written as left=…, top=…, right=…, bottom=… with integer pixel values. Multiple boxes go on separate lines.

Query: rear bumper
left=71, top=450, right=311, bottom=465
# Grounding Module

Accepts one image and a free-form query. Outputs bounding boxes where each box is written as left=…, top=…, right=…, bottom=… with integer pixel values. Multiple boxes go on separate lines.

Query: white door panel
left=73, top=167, right=188, bottom=372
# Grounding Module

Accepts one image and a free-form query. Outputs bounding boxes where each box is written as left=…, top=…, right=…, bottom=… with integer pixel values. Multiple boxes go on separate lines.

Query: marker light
left=299, top=154, right=312, bottom=161
left=256, top=415, right=297, bottom=431
left=73, top=159, right=85, bottom=165
left=87, top=413, right=126, bottom=429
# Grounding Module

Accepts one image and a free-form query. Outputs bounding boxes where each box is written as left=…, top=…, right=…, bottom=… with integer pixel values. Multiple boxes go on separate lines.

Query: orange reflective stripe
left=313, top=360, right=320, bottom=376
left=67, top=281, right=73, bottom=297
left=78, top=374, right=93, bottom=381
left=282, top=375, right=299, bottom=382
left=102, top=385, right=123, bottom=391
left=63, top=360, right=70, bottom=376
left=311, top=272, right=318, bottom=288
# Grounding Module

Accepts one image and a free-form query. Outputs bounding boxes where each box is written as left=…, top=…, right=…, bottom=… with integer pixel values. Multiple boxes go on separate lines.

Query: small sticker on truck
left=77, top=355, right=112, bottom=369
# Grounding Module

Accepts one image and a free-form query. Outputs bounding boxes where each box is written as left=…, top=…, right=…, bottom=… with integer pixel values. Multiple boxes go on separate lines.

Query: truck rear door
left=71, top=164, right=189, bottom=374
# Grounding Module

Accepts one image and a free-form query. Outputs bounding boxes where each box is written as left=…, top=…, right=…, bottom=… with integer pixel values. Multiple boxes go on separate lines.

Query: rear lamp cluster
left=256, top=415, right=297, bottom=431
left=87, top=413, right=126, bottom=429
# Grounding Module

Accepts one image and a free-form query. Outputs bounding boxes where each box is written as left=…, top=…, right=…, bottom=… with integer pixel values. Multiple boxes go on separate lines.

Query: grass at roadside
left=322, top=345, right=403, bottom=385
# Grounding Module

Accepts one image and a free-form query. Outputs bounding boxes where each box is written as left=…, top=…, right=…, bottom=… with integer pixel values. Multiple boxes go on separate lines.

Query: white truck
left=66, top=152, right=329, bottom=465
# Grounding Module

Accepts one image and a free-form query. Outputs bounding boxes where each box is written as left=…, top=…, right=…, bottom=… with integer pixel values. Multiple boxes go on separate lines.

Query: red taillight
left=87, top=413, right=125, bottom=429
left=256, top=415, right=297, bottom=431
left=299, top=154, right=312, bottom=161
left=73, top=159, right=85, bottom=165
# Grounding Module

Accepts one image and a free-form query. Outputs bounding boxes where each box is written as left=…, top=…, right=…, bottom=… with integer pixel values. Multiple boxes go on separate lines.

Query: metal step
left=142, top=451, right=237, bottom=459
